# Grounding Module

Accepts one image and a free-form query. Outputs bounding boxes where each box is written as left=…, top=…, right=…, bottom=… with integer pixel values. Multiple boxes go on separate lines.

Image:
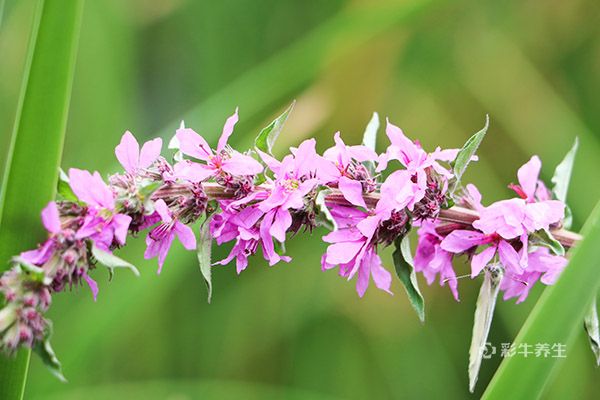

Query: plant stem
left=201, top=183, right=582, bottom=248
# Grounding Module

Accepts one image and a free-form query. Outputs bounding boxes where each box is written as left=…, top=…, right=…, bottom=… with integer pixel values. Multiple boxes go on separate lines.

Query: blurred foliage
left=0, top=0, right=599, bottom=398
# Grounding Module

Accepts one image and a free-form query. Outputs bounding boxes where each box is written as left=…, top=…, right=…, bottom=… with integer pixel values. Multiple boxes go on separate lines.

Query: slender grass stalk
left=482, top=200, right=600, bottom=399
left=0, top=0, right=84, bottom=398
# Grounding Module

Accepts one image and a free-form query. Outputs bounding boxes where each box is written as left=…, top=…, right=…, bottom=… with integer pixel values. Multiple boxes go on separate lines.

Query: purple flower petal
left=41, top=202, right=61, bottom=234
left=115, top=131, right=140, bottom=173
left=69, top=169, right=115, bottom=210
left=385, top=120, right=417, bottom=158
left=269, top=208, right=292, bottom=242
left=356, top=255, right=370, bottom=298
left=338, top=176, right=366, bottom=208
left=139, top=137, right=162, bottom=169
left=176, top=128, right=213, bottom=161
left=20, top=240, right=54, bottom=265
left=174, top=160, right=216, bottom=182
left=217, top=107, right=239, bottom=152
left=325, top=241, right=363, bottom=265
left=369, top=252, right=393, bottom=294
left=83, top=273, right=99, bottom=302
left=175, top=222, right=197, bottom=250
left=144, top=231, right=175, bottom=273
left=497, top=239, right=522, bottom=275
left=471, top=246, right=496, bottom=278
left=112, top=214, right=132, bottom=246
left=256, top=149, right=282, bottom=174
left=154, top=199, right=172, bottom=223
left=440, top=230, right=486, bottom=253
left=221, top=153, right=263, bottom=176
left=524, top=200, right=564, bottom=231
left=517, top=155, right=541, bottom=201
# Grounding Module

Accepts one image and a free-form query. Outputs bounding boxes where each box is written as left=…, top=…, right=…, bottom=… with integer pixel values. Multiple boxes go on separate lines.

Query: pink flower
left=323, top=132, right=378, bottom=208
left=20, top=202, right=62, bottom=265
left=441, top=185, right=529, bottom=278
left=257, top=139, right=338, bottom=263
left=377, top=119, right=458, bottom=179
left=144, top=199, right=196, bottom=272
left=414, top=220, right=459, bottom=300
left=211, top=201, right=291, bottom=271
left=115, top=131, right=162, bottom=175
left=69, top=168, right=132, bottom=251
left=474, top=157, right=564, bottom=241
left=20, top=202, right=99, bottom=301
left=321, top=205, right=392, bottom=297
left=355, top=169, right=422, bottom=240
left=500, top=247, right=567, bottom=303
left=441, top=229, right=523, bottom=278
left=175, top=108, right=263, bottom=181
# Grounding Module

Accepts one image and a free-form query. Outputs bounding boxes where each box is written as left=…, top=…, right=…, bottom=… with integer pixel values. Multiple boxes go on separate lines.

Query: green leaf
left=452, top=115, right=489, bottom=185
left=12, top=256, right=51, bottom=285
left=0, top=0, right=84, bottom=397
left=392, top=236, right=425, bottom=322
left=361, top=112, right=379, bottom=151
left=530, top=229, right=565, bottom=256
left=483, top=200, right=600, bottom=399
left=91, top=245, right=140, bottom=278
left=551, top=137, right=578, bottom=204
left=254, top=101, right=295, bottom=154
left=469, top=265, right=503, bottom=393
left=33, top=337, right=66, bottom=383
left=197, top=221, right=213, bottom=304
left=314, top=188, right=337, bottom=231
left=56, top=169, right=78, bottom=202
left=551, top=138, right=578, bottom=229
left=137, top=180, right=162, bottom=201
left=584, top=299, right=600, bottom=366
left=361, top=112, right=379, bottom=175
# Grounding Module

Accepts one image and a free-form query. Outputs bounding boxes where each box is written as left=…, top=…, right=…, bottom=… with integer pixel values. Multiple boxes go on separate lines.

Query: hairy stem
left=202, top=183, right=582, bottom=248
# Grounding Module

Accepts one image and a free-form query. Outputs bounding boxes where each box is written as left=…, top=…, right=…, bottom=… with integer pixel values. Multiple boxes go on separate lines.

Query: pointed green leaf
left=584, top=299, right=600, bottom=366
left=362, top=112, right=379, bottom=175
left=91, top=245, right=140, bottom=278
left=137, top=180, right=162, bottom=201
left=33, top=337, right=66, bottom=383
left=530, top=229, right=565, bottom=256
left=56, top=168, right=78, bottom=202
left=551, top=138, right=578, bottom=229
left=551, top=137, right=578, bottom=204
left=254, top=101, right=295, bottom=154
left=469, top=265, right=503, bottom=393
left=314, top=188, right=337, bottom=231
left=197, top=221, right=213, bottom=303
left=12, top=256, right=51, bottom=285
left=453, top=115, right=489, bottom=185
left=392, top=236, right=425, bottom=322
left=362, top=112, right=379, bottom=151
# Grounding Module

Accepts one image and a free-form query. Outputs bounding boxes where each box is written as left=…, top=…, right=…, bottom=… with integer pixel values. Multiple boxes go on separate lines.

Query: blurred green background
left=1, top=0, right=599, bottom=398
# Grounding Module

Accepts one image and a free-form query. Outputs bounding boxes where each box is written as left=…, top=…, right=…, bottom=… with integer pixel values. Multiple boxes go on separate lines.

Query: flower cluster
left=0, top=107, right=577, bottom=380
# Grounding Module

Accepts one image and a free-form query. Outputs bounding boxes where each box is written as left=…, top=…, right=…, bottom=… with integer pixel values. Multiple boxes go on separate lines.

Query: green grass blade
left=0, top=0, right=84, bottom=398
left=482, top=200, right=600, bottom=399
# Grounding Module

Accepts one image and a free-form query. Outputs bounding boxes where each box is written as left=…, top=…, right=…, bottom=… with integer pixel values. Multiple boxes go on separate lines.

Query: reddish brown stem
left=202, top=183, right=582, bottom=248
